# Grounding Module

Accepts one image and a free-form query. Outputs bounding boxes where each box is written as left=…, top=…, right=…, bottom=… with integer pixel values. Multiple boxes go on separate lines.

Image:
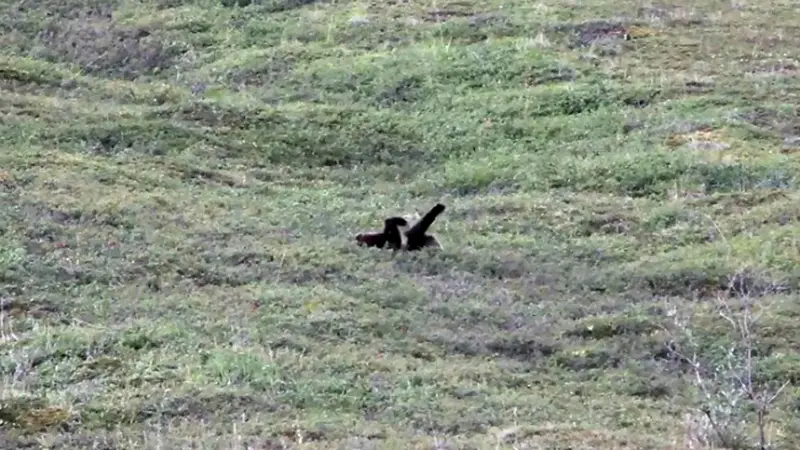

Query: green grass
left=2, top=0, right=800, bottom=448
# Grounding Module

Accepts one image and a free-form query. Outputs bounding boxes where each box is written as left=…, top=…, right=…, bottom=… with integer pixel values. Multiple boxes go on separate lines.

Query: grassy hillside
left=1, top=0, right=799, bottom=448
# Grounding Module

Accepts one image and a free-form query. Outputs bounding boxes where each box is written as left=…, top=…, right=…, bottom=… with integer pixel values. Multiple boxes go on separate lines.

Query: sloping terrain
left=1, top=0, right=799, bottom=448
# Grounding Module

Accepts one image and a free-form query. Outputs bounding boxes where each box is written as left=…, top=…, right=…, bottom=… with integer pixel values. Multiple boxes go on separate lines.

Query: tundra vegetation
left=1, top=0, right=799, bottom=448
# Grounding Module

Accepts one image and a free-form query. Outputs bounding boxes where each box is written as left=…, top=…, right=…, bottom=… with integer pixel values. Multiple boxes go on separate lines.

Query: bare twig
left=665, top=270, right=791, bottom=450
